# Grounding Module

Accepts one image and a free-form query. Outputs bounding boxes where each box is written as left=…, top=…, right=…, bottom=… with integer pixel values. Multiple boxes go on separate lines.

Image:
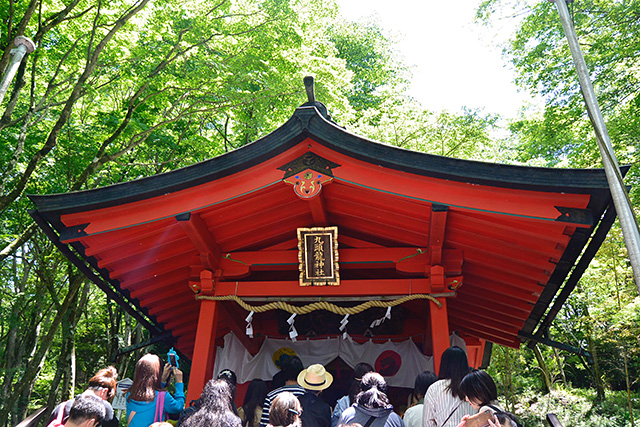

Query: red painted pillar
left=186, top=270, right=219, bottom=404
left=430, top=297, right=450, bottom=375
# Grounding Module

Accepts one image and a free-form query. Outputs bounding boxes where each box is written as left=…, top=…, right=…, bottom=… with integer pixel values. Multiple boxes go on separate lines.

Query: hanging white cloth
left=213, top=333, right=435, bottom=388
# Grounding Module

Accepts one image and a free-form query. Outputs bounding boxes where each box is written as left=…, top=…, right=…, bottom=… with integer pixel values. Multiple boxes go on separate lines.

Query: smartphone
left=167, top=348, right=179, bottom=369
left=465, top=410, right=494, bottom=427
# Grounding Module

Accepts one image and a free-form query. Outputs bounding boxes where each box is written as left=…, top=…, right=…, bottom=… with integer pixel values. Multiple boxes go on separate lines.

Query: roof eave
left=29, top=105, right=621, bottom=217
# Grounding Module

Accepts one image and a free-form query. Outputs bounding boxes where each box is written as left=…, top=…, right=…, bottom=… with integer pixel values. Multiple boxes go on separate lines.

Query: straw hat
left=297, top=364, right=333, bottom=391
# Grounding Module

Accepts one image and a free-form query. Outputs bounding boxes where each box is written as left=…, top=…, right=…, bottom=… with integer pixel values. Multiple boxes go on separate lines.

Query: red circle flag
left=375, top=350, right=402, bottom=376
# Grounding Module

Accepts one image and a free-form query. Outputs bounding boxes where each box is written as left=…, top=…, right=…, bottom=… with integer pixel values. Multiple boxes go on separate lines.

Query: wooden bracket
left=200, top=270, right=215, bottom=295
left=429, top=204, right=448, bottom=265
left=430, top=265, right=445, bottom=292
left=177, top=212, right=222, bottom=270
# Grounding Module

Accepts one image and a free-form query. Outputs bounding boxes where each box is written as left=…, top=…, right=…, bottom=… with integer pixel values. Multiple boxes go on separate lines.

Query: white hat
left=297, top=364, right=333, bottom=391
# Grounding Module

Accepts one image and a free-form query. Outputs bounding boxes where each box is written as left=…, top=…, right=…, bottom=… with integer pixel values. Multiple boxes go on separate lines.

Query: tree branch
left=0, top=0, right=152, bottom=212
left=0, top=223, right=37, bottom=264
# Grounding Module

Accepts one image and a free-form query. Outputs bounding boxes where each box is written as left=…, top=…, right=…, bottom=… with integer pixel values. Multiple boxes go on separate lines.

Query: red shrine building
left=30, top=88, right=620, bottom=402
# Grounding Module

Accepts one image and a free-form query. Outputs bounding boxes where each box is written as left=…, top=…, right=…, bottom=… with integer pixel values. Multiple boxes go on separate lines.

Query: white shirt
left=422, top=380, right=475, bottom=427
left=403, top=402, right=423, bottom=427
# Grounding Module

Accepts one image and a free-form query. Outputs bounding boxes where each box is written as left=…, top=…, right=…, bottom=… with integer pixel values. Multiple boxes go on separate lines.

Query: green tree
left=328, top=19, right=407, bottom=113
left=479, top=0, right=640, bottom=418
left=478, top=0, right=640, bottom=175
left=0, top=0, right=359, bottom=423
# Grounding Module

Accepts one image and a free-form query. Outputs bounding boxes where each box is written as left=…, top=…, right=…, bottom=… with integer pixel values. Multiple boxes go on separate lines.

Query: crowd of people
left=47, top=346, right=522, bottom=427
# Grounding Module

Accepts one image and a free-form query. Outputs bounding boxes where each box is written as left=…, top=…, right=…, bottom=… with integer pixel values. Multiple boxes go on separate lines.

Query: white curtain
left=213, top=333, right=434, bottom=388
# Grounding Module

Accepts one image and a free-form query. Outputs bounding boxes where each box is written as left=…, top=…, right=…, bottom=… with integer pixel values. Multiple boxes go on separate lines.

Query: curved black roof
left=29, top=106, right=622, bottom=215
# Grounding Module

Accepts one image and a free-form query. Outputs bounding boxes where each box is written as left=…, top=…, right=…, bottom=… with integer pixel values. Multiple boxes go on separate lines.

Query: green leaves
left=489, top=0, right=640, bottom=170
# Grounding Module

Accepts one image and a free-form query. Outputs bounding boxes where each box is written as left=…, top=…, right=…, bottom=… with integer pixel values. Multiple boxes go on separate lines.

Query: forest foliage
left=1, top=0, right=639, bottom=426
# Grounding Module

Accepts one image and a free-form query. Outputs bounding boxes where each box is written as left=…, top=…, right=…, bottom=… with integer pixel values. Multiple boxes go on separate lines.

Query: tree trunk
left=612, top=257, right=633, bottom=425
left=533, top=344, right=553, bottom=394
left=0, top=274, right=83, bottom=427
left=116, top=312, right=135, bottom=377
left=553, top=347, right=567, bottom=387
left=622, top=346, right=634, bottom=427
left=0, top=248, right=33, bottom=412
left=587, top=331, right=605, bottom=403
left=500, top=346, right=515, bottom=412
left=44, top=277, right=88, bottom=425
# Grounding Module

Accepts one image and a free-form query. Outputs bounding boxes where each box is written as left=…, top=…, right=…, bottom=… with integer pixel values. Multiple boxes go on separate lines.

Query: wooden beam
left=461, top=281, right=541, bottom=304
left=326, top=184, right=430, bottom=228
left=135, top=284, right=189, bottom=306
left=331, top=211, right=427, bottom=247
left=336, top=226, right=408, bottom=249
left=215, top=278, right=433, bottom=297
left=456, top=289, right=534, bottom=312
left=446, top=228, right=562, bottom=269
left=221, top=248, right=426, bottom=268
left=396, top=249, right=462, bottom=275
left=106, top=242, right=195, bottom=278
left=164, top=317, right=198, bottom=334
left=83, top=221, right=183, bottom=254
left=450, top=321, right=520, bottom=348
left=96, top=235, right=191, bottom=268
left=261, top=239, right=298, bottom=251
left=447, top=211, right=570, bottom=249
left=177, top=212, right=222, bottom=270
left=307, top=194, right=329, bottom=226
left=186, top=298, right=219, bottom=403
left=429, top=298, right=450, bottom=373
left=219, top=247, right=463, bottom=282
left=171, top=323, right=197, bottom=338
left=187, top=270, right=219, bottom=403
left=153, top=301, right=197, bottom=320
left=115, top=253, right=196, bottom=284
left=463, top=263, right=547, bottom=293
left=124, top=267, right=192, bottom=295
left=451, top=299, right=527, bottom=324
left=241, top=293, right=456, bottom=302
left=338, top=235, right=384, bottom=248
left=449, top=307, right=525, bottom=334
left=220, top=247, right=426, bottom=279
left=449, top=314, right=521, bottom=338
left=149, top=295, right=194, bottom=317
left=217, top=212, right=310, bottom=250
left=458, top=249, right=555, bottom=283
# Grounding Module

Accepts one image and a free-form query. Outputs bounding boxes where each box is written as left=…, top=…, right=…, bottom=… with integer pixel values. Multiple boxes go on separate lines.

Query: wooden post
left=186, top=270, right=219, bottom=403
left=430, top=298, right=450, bottom=374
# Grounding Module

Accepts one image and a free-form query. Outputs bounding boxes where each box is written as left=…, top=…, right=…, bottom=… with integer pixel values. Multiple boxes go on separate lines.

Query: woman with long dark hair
left=182, top=379, right=241, bottom=427
left=459, top=370, right=500, bottom=413
left=455, top=370, right=506, bottom=427
left=403, top=371, right=437, bottom=427
left=337, top=372, right=403, bottom=427
left=422, top=347, right=474, bottom=427
left=126, top=354, right=185, bottom=427
left=330, top=362, right=374, bottom=427
left=239, top=379, right=268, bottom=427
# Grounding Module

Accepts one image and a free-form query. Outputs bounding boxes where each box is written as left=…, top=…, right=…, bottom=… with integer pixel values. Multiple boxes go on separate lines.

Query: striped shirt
left=259, top=385, right=305, bottom=427
left=422, top=379, right=475, bottom=427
